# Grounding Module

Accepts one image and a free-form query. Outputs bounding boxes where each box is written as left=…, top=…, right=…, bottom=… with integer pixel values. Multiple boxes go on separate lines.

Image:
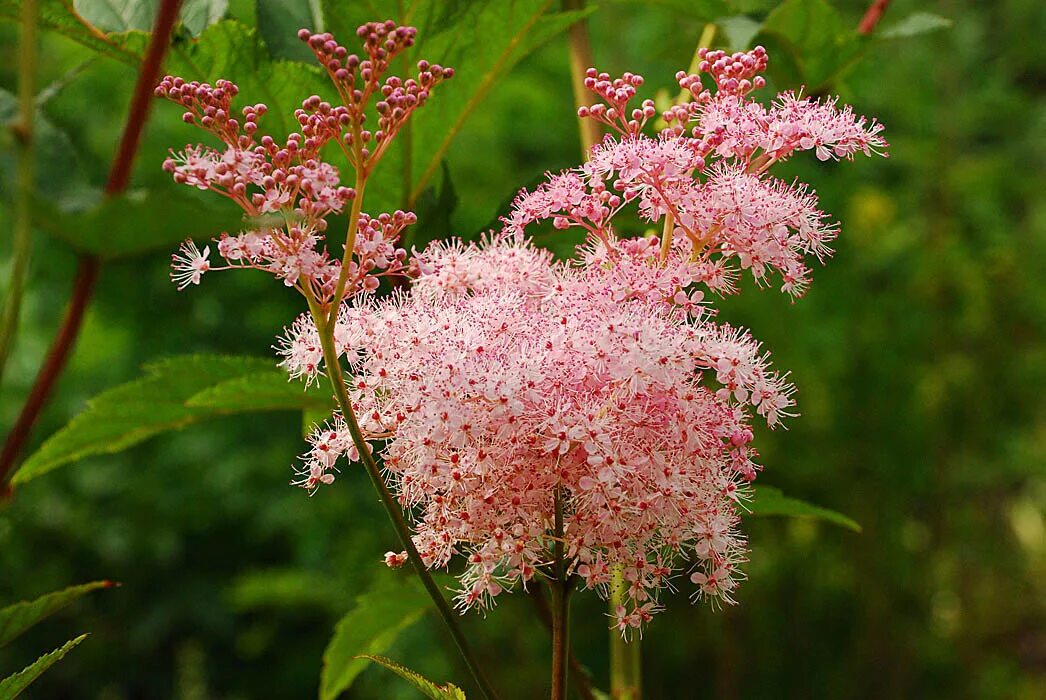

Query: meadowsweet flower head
left=271, top=47, right=884, bottom=632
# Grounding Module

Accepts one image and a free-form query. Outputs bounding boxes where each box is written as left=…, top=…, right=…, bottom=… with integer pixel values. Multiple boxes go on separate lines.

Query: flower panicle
left=157, top=21, right=452, bottom=305
left=515, top=45, right=887, bottom=298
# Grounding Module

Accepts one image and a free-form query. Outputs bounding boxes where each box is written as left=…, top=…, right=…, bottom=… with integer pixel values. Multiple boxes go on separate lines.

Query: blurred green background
left=1, top=0, right=1043, bottom=698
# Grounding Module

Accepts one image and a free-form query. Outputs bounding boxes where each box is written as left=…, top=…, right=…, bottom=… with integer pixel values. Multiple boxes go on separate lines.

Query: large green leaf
left=71, top=0, right=227, bottom=35
left=256, top=0, right=323, bottom=60
left=0, top=0, right=141, bottom=64
left=0, top=582, right=113, bottom=648
left=406, top=0, right=593, bottom=207
left=13, top=355, right=330, bottom=485
left=0, top=635, right=88, bottom=700
left=320, top=576, right=429, bottom=700
left=32, top=187, right=246, bottom=259
left=750, top=485, right=861, bottom=532
left=357, top=655, right=467, bottom=700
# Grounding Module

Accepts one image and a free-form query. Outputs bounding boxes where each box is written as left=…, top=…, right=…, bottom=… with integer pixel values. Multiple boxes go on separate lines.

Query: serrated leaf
left=750, top=485, right=861, bottom=532
left=31, top=187, right=246, bottom=259
left=357, top=655, right=467, bottom=700
left=72, top=0, right=226, bottom=35
left=320, top=577, right=429, bottom=700
left=0, top=582, right=113, bottom=648
left=256, top=0, right=323, bottom=61
left=12, top=355, right=312, bottom=485
left=185, top=372, right=333, bottom=412
left=0, top=634, right=88, bottom=700
left=0, top=0, right=141, bottom=64
left=878, top=12, right=952, bottom=40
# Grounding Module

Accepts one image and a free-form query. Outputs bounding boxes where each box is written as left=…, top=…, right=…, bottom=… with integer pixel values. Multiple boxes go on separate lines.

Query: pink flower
left=170, top=241, right=211, bottom=290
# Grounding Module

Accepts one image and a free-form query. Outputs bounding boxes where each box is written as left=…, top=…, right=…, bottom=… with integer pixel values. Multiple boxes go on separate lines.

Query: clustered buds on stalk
left=157, top=21, right=451, bottom=303
left=161, top=28, right=886, bottom=635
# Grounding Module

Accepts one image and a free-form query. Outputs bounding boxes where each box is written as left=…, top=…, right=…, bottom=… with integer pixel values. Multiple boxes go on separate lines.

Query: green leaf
left=13, top=355, right=319, bottom=485
left=0, top=0, right=141, bottom=64
left=185, top=372, right=333, bottom=412
left=320, top=576, right=429, bottom=700
left=180, top=0, right=231, bottom=36
left=750, top=486, right=861, bottom=533
left=0, top=582, right=114, bottom=648
left=71, top=0, right=227, bottom=35
left=72, top=0, right=155, bottom=32
left=256, top=0, right=324, bottom=61
left=357, top=655, right=467, bottom=700
left=757, top=0, right=864, bottom=89
left=718, top=15, right=762, bottom=52
left=32, top=187, right=246, bottom=259
left=0, top=635, right=88, bottom=700
left=406, top=0, right=594, bottom=207
left=878, top=12, right=952, bottom=40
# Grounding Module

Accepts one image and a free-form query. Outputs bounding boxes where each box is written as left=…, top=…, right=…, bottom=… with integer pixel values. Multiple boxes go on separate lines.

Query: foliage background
left=0, top=0, right=1043, bottom=698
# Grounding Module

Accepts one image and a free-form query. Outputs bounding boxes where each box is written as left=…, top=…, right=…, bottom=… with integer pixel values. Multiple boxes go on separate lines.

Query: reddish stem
left=857, top=0, right=891, bottom=35
left=0, top=0, right=184, bottom=488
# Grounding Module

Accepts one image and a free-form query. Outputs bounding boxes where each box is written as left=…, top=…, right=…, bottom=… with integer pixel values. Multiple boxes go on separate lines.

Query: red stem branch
left=857, top=0, right=891, bottom=35
left=0, top=0, right=184, bottom=491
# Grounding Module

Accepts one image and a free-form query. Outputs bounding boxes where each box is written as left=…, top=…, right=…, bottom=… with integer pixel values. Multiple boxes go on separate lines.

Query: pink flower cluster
left=162, top=28, right=885, bottom=633
left=283, top=234, right=791, bottom=623
left=158, top=21, right=451, bottom=301
left=509, top=46, right=887, bottom=296
left=278, top=46, right=884, bottom=628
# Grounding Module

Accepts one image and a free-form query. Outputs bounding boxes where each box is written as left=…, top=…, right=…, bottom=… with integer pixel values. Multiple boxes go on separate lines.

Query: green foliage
left=0, top=581, right=112, bottom=647
left=878, top=12, right=952, bottom=40
left=750, top=485, right=861, bottom=532
left=357, top=655, right=467, bottom=700
left=0, top=635, right=88, bottom=700
left=32, top=188, right=246, bottom=259
left=255, top=0, right=323, bottom=61
left=13, top=355, right=330, bottom=485
left=71, top=0, right=227, bottom=35
left=320, top=577, right=429, bottom=700
left=756, top=0, right=862, bottom=89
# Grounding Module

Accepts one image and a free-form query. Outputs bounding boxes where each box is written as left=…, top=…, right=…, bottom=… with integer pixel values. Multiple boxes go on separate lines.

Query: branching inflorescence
left=161, top=29, right=885, bottom=638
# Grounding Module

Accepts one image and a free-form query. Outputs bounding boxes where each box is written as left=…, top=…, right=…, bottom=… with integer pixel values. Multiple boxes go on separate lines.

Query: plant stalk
left=563, top=0, right=600, bottom=156
left=857, top=0, right=891, bottom=35
left=306, top=298, right=501, bottom=700
left=0, top=0, right=38, bottom=389
left=609, top=568, right=641, bottom=700
left=550, top=484, right=571, bottom=700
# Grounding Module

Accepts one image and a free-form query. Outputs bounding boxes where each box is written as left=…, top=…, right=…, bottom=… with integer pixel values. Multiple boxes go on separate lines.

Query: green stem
left=306, top=297, right=501, bottom=700
left=608, top=568, right=641, bottom=700
left=563, top=0, right=600, bottom=156
left=0, top=0, right=38, bottom=389
left=550, top=484, right=571, bottom=700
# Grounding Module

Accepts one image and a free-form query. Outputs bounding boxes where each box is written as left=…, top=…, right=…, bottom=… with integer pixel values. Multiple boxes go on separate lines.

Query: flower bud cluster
left=159, top=22, right=448, bottom=303
left=298, top=25, right=452, bottom=167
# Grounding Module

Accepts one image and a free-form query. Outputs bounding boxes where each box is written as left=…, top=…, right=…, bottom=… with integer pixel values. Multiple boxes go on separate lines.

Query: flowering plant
left=159, top=19, right=884, bottom=700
